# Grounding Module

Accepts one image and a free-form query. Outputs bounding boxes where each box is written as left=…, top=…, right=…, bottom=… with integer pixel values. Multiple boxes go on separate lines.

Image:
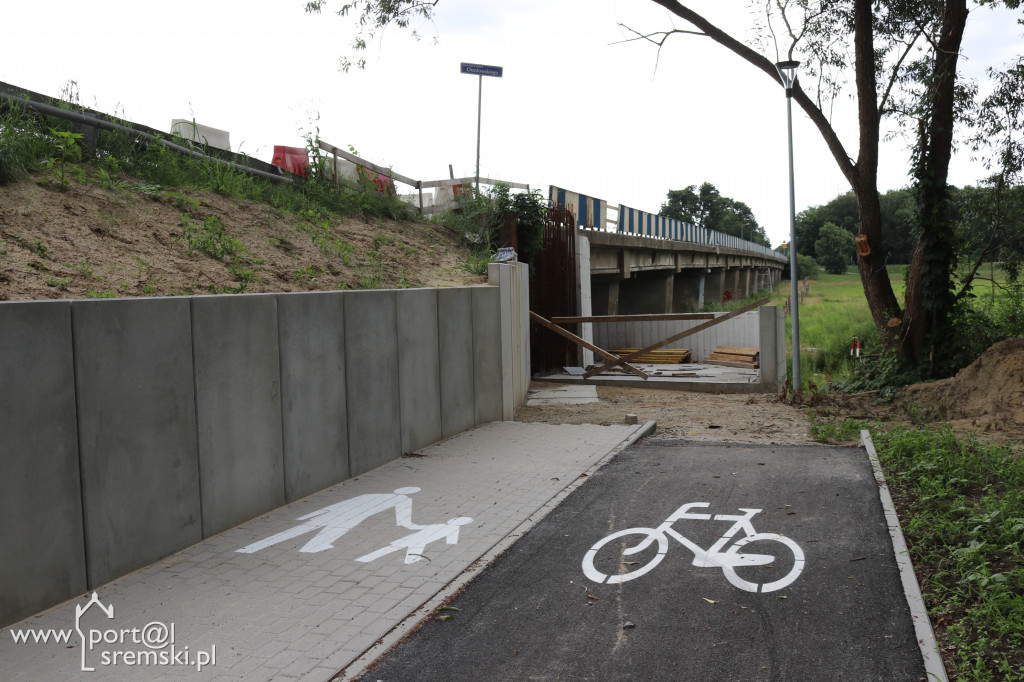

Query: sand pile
left=902, top=337, right=1024, bottom=430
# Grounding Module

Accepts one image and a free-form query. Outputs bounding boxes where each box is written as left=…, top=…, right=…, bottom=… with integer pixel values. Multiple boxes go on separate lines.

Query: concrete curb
left=861, top=430, right=948, bottom=682
left=335, top=420, right=656, bottom=680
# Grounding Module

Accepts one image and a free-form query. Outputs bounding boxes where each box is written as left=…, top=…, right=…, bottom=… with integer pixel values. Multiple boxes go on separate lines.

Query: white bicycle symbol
left=582, top=502, right=805, bottom=593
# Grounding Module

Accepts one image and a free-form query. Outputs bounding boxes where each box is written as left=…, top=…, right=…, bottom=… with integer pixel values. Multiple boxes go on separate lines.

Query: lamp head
left=775, top=60, right=800, bottom=96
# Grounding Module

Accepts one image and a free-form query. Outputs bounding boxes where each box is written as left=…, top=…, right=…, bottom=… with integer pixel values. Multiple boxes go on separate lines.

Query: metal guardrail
left=0, top=86, right=293, bottom=185
left=549, top=185, right=786, bottom=263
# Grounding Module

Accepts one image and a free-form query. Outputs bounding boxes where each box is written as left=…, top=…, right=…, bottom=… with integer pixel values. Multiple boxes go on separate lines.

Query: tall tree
left=815, top=222, right=856, bottom=274
left=661, top=182, right=769, bottom=244
left=622, top=0, right=1022, bottom=370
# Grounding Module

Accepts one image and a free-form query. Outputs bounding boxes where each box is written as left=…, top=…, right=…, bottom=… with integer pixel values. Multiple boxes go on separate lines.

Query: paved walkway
left=0, top=421, right=652, bottom=681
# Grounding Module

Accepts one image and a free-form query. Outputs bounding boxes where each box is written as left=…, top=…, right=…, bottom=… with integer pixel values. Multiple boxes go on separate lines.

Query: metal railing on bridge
left=548, top=185, right=786, bottom=262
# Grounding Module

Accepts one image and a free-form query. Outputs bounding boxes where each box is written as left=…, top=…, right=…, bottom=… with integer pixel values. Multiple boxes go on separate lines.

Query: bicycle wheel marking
left=581, top=503, right=805, bottom=592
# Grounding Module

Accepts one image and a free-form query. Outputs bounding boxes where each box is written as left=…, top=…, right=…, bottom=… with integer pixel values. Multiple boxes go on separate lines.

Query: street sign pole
left=460, top=62, right=503, bottom=197
left=475, top=74, right=482, bottom=195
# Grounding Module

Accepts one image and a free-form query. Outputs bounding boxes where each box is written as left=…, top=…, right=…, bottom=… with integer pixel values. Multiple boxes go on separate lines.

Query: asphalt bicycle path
left=358, top=440, right=928, bottom=682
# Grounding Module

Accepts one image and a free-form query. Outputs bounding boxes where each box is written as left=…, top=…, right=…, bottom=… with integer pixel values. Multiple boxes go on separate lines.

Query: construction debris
left=705, top=346, right=759, bottom=369
left=609, top=348, right=692, bottom=364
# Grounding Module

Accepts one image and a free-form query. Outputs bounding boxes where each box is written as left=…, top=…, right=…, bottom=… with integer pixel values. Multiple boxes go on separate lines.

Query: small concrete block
left=625, top=413, right=639, bottom=425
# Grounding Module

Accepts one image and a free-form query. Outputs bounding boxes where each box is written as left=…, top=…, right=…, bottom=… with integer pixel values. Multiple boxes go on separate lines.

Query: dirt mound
left=0, top=174, right=484, bottom=301
left=901, top=337, right=1024, bottom=431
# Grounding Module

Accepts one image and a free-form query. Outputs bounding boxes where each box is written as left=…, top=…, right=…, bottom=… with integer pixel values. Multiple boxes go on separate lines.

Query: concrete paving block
left=344, top=290, right=402, bottom=475
left=438, top=288, right=475, bottom=438
left=0, top=301, right=86, bottom=627
left=71, top=298, right=202, bottom=588
left=472, top=286, right=503, bottom=424
left=397, top=289, right=442, bottom=453
left=192, top=294, right=285, bottom=536
left=278, top=292, right=349, bottom=501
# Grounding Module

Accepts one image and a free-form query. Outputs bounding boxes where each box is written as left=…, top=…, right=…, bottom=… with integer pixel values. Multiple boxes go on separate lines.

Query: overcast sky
left=4, top=1, right=1021, bottom=246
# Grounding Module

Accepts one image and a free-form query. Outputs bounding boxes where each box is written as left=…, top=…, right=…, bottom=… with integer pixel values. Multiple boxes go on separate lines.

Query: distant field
left=751, top=263, right=1013, bottom=389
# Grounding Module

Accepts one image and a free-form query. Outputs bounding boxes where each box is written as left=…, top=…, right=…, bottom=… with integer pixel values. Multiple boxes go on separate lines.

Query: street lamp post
left=776, top=59, right=801, bottom=392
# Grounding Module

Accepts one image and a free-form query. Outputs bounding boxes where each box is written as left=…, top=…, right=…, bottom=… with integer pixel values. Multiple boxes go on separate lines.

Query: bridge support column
left=619, top=272, right=673, bottom=315
left=704, top=268, right=726, bottom=306
left=736, top=268, right=751, bottom=298
left=724, top=269, right=740, bottom=300
left=591, top=275, right=620, bottom=316
left=672, top=270, right=704, bottom=312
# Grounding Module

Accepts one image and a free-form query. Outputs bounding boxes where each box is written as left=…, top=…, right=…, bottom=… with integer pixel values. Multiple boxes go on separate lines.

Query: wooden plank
left=704, top=359, right=759, bottom=369
left=707, top=352, right=759, bottom=363
left=713, top=345, right=760, bottom=356
left=529, top=312, right=648, bottom=380
left=317, top=141, right=420, bottom=188
left=551, top=313, right=715, bottom=324
left=420, top=176, right=530, bottom=190
left=583, top=297, right=770, bottom=379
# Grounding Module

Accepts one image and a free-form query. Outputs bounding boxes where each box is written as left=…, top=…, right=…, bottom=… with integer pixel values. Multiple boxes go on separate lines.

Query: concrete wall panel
left=278, top=291, right=349, bottom=501
left=0, top=302, right=86, bottom=627
left=192, top=294, right=285, bottom=536
left=472, top=287, right=503, bottom=424
left=73, top=298, right=202, bottom=587
left=438, top=288, right=475, bottom=438
left=397, top=289, right=442, bottom=453
left=344, top=290, right=402, bottom=475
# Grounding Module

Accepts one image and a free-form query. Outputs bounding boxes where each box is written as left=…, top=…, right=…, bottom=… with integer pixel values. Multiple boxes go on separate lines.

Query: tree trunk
left=855, top=179, right=903, bottom=339
left=901, top=0, right=969, bottom=368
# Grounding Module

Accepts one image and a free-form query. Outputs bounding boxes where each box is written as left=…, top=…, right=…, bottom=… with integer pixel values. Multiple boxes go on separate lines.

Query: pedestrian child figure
left=236, top=487, right=421, bottom=554
left=356, top=517, right=474, bottom=565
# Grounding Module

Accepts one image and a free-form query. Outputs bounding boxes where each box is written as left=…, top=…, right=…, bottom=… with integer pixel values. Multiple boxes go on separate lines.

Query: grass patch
left=871, top=426, right=1024, bottom=680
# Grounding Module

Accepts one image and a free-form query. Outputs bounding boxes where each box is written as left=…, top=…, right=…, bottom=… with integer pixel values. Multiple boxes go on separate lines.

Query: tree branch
left=647, top=0, right=858, bottom=186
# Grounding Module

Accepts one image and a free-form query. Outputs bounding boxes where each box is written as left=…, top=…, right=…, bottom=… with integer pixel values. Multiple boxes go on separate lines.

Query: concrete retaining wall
left=0, top=264, right=527, bottom=627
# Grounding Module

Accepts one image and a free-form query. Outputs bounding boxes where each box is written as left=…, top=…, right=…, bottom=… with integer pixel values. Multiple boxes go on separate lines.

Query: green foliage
left=661, top=182, right=769, bottom=245
left=443, top=183, right=548, bottom=269
left=796, top=253, right=819, bottom=280
left=48, top=129, right=84, bottom=189
left=872, top=427, right=1024, bottom=680
left=814, top=222, right=855, bottom=274
left=830, top=344, right=924, bottom=402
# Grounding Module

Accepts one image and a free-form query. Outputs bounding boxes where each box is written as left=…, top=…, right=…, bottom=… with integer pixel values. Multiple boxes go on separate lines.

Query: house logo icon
left=75, top=592, right=114, bottom=672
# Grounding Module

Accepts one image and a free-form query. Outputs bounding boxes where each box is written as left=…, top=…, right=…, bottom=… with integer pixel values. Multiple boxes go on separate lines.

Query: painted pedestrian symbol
left=582, top=502, right=805, bottom=593
left=236, top=487, right=473, bottom=563
left=356, top=517, right=473, bottom=564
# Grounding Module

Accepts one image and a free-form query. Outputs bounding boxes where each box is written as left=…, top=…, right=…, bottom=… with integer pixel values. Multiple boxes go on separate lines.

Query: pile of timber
left=609, top=348, right=692, bottom=364
left=705, top=346, right=759, bottom=369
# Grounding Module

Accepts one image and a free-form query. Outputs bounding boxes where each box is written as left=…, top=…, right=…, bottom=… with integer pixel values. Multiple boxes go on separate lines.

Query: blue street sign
left=460, top=62, right=503, bottom=78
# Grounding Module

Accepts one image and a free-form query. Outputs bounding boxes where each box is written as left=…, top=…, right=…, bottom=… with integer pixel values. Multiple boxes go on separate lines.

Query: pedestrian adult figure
left=236, top=487, right=421, bottom=554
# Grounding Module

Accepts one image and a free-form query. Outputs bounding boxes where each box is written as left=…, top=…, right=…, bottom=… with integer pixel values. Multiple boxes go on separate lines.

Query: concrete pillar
left=591, top=276, right=620, bottom=316
left=619, top=272, right=673, bottom=315
left=737, top=268, right=751, bottom=298
left=704, top=268, right=726, bottom=306
left=576, top=236, right=594, bottom=368
left=724, top=269, right=740, bottom=299
left=672, top=270, right=705, bottom=312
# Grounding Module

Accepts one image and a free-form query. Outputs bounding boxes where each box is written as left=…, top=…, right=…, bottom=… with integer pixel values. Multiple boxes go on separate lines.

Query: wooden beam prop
left=529, top=311, right=649, bottom=380
left=551, top=313, right=715, bottom=324
left=582, top=297, right=771, bottom=379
